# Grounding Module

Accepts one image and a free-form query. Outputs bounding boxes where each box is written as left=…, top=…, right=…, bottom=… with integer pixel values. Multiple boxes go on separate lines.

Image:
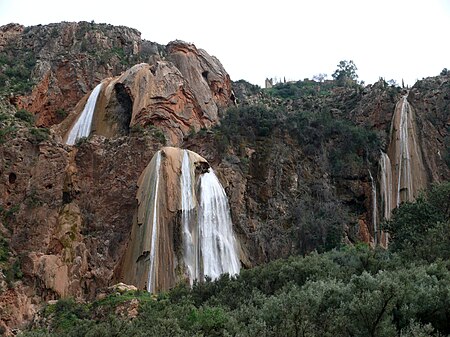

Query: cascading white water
left=379, top=151, right=392, bottom=220
left=65, top=82, right=103, bottom=145
left=395, top=96, right=413, bottom=205
left=198, top=169, right=241, bottom=280
left=368, top=170, right=378, bottom=245
left=139, top=148, right=240, bottom=292
left=180, top=150, right=199, bottom=284
left=147, top=151, right=161, bottom=293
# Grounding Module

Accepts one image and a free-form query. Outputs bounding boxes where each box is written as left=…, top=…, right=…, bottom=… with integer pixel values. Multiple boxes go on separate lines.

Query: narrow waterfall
left=180, top=150, right=199, bottom=284
left=65, top=82, right=103, bottom=145
left=379, top=151, right=392, bottom=221
left=123, top=147, right=241, bottom=293
left=387, top=95, right=426, bottom=206
left=368, top=170, right=378, bottom=245
left=198, top=169, right=241, bottom=280
left=147, top=151, right=162, bottom=293
left=395, top=96, right=413, bottom=205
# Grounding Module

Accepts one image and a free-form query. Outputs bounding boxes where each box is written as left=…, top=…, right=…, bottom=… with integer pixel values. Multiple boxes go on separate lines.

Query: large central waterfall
left=122, top=147, right=240, bottom=293
left=65, top=82, right=103, bottom=145
left=387, top=95, right=426, bottom=207
left=372, top=94, right=427, bottom=245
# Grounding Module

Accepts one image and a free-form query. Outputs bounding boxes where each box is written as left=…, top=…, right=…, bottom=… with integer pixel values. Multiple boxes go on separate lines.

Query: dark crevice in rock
left=114, top=83, right=133, bottom=135
left=62, top=191, right=72, bottom=204
left=9, top=172, right=17, bottom=184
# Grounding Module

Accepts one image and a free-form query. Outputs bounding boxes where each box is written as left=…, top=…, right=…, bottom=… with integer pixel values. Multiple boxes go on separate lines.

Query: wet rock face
left=61, top=54, right=233, bottom=145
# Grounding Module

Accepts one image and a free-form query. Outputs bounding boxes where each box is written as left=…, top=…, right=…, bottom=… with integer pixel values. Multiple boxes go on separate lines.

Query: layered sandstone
left=59, top=56, right=233, bottom=146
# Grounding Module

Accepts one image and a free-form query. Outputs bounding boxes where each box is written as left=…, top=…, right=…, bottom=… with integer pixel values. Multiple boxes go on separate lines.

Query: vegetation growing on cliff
left=20, top=182, right=450, bottom=336
left=0, top=43, right=36, bottom=95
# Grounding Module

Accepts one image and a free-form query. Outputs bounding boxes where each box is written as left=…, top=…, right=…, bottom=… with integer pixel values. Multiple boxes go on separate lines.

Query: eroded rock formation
left=120, top=147, right=240, bottom=293
left=59, top=49, right=233, bottom=146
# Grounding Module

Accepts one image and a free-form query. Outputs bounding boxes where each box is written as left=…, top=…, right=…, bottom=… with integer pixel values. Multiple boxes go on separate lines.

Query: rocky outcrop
left=1, top=22, right=145, bottom=126
left=0, top=23, right=23, bottom=49
left=166, top=41, right=233, bottom=117
left=408, top=76, right=450, bottom=183
left=0, top=125, right=164, bottom=332
left=0, top=22, right=234, bottom=145
left=57, top=44, right=234, bottom=145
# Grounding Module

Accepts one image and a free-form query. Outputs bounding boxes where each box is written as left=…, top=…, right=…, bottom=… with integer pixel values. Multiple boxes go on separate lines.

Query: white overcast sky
left=1, top=0, right=449, bottom=87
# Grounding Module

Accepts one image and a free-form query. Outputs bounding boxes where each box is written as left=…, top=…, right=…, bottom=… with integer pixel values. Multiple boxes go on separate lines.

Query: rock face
left=58, top=45, right=233, bottom=146
left=0, top=22, right=234, bottom=146
left=1, top=21, right=450, bottom=335
left=0, top=22, right=144, bottom=127
left=0, top=125, right=164, bottom=333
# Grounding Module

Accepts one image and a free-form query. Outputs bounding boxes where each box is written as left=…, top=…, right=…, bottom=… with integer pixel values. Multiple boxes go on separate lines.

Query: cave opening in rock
left=114, top=83, right=133, bottom=135
left=9, top=172, right=17, bottom=184
left=202, top=71, right=209, bottom=80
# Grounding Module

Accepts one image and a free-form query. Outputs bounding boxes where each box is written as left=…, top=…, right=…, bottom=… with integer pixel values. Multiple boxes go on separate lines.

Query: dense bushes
left=0, top=43, right=36, bottom=95
left=385, top=181, right=450, bottom=261
left=216, top=100, right=380, bottom=177
left=286, top=109, right=380, bottom=175
left=19, top=182, right=450, bottom=336
left=21, top=244, right=450, bottom=337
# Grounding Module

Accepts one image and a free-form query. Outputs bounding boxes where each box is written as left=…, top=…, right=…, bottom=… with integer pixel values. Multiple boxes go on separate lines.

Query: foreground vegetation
left=21, top=182, right=450, bottom=336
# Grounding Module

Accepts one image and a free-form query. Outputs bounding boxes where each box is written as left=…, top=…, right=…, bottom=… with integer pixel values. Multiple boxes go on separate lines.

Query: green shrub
left=30, top=127, right=50, bottom=144
left=15, top=109, right=35, bottom=124
left=385, top=181, right=450, bottom=261
left=0, top=125, right=17, bottom=144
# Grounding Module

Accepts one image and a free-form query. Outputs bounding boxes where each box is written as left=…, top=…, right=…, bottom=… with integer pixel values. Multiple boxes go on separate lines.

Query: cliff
left=0, top=21, right=449, bottom=334
left=1, top=22, right=233, bottom=146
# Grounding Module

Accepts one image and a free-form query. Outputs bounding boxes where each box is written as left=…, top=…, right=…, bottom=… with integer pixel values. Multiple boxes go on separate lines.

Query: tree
left=385, top=182, right=450, bottom=261
left=312, top=73, right=327, bottom=82
left=332, top=60, right=358, bottom=86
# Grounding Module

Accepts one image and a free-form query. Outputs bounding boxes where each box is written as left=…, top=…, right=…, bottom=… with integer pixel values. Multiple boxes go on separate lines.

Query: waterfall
left=198, top=169, right=241, bottom=280
left=180, top=150, right=199, bottom=284
left=368, top=170, right=378, bottom=245
left=65, top=82, right=103, bottom=145
left=396, top=96, right=413, bottom=205
left=147, top=151, right=161, bottom=293
left=126, top=147, right=240, bottom=293
left=379, top=151, right=392, bottom=220
left=388, top=95, right=425, bottom=206
left=375, top=94, right=427, bottom=247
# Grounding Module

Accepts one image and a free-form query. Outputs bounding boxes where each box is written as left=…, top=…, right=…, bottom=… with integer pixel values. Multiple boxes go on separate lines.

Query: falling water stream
left=66, top=82, right=103, bottom=145
left=198, top=169, right=241, bottom=280
left=368, top=170, right=377, bottom=245
left=147, top=151, right=161, bottom=293
left=395, top=96, right=413, bottom=205
left=180, top=150, right=199, bottom=284
left=379, top=151, right=392, bottom=221
left=144, top=149, right=240, bottom=291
